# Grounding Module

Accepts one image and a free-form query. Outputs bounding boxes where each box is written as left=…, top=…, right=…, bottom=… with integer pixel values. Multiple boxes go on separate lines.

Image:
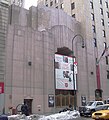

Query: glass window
left=107, top=12, right=109, bottom=18
left=94, top=38, right=97, bottom=47
left=92, top=25, right=96, bottom=33
left=105, top=2, right=108, bottom=8
left=50, top=1, right=53, bottom=6
left=106, top=56, right=108, bottom=65
left=100, top=8, right=103, bottom=15
left=101, top=19, right=104, bottom=26
left=71, top=2, right=75, bottom=10
left=107, top=70, right=109, bottom=79
left=91, top=13, right=94, bottom=21
left=55, top=0, right=58, bottom=3
left=90, top=1, right=93, bottom=9
left=102, top=30, right=106, bottom=37
left=72, top=14, right=75, bottom=18
left=108, top=22, right=109, bottom=27
left=55, top=90, right=74, bottom=107
left=60, top=3, right=64, bottom=9
left=100, top=0, right=102, bottom=4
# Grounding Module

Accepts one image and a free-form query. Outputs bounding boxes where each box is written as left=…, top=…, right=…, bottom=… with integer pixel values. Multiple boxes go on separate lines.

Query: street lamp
left=71, top=34, right=85, bottom=110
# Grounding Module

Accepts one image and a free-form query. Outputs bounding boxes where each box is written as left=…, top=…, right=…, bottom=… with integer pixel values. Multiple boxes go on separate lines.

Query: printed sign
left=55, top=54, right=77, bottom=90
left=48, top=94, right=54, bottom=107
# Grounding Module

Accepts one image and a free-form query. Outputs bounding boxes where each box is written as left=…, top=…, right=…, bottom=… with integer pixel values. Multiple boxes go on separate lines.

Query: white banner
left=55, top=54, right=77, bottom=90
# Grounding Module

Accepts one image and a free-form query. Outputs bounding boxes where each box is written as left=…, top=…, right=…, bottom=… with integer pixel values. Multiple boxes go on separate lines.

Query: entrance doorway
left=24, top=99, right=33, bottom=114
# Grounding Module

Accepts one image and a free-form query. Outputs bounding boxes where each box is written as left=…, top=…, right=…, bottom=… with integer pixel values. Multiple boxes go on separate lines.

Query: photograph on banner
left=55, top=54, right=77, bottom=90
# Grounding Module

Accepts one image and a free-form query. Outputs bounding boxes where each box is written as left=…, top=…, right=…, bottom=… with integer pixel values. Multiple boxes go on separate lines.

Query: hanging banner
left=55, top=54, right=77, bottom=90
left=0, top=82, right=4, bottom=94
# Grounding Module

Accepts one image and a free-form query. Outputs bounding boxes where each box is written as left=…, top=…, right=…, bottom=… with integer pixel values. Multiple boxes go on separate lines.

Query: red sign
left=0, top=82, right=4, bottom=94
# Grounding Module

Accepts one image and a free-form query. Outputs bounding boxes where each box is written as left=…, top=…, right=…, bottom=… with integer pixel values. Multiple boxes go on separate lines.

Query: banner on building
left=0, top=82, right=4, bottom=94
left=55, top=54, right=77, bottom=90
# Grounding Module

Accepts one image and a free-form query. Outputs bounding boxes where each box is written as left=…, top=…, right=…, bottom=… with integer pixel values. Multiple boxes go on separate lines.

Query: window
left=91, top=13, right=94, bottom=21
left=102, top=30, right=106, bottom=37
left=107, top=70, right=109, bottom=79
left=93, top=38, right=97, bottom=47
left=106, top=56, right=108, bottom=65
left=56, top=6, right=58, bottom=8
left=92, top=25, right=96, bottom=33
left=104, top=42, right=107, bottom=49
left=71, top=2, right=75, bottom=10
left=90, top=1, right=93, bottom=9
left=101, top=19, right=104, bottom=26
left=50, top=1, right=53, bottom=6
left=60, top=3, right=64, bottom=9
left=107, top=12, right=109, bottom=18
left=55, top=90, right=74, bottom=107
left=100, top=0, right=102, bottom=4
left=72, top=14, right=75, bottom=18
left=55, top=0, right=58, bottom=3
left=108, top=22, right=109, bottom=27
left=100, top=8, right=103, bottom=15
left=105, top=2, right=108, bottom=8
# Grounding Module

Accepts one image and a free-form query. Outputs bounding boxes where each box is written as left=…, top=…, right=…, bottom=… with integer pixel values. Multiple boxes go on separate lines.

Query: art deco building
left=4, top=5, right=84, bottom=114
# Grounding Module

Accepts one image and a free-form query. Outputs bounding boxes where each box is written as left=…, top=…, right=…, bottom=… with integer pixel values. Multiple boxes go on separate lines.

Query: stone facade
left=5, top=5, right=85, bottom=114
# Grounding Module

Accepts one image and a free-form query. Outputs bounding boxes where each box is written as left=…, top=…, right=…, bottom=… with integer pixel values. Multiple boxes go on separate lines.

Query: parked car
left=94, top=104, right=109, bottom=111
left=79, top=101, right=104, bottom=116
left=92, top=107, right=109, bottom=120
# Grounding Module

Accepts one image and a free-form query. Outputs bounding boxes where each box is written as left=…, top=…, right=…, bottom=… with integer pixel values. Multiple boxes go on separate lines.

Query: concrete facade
left=5, top=5, right=86, bottom=114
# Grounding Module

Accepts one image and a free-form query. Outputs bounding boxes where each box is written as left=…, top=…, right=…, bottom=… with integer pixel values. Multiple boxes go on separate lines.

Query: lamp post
left=71, top=34, right=85, bottom=110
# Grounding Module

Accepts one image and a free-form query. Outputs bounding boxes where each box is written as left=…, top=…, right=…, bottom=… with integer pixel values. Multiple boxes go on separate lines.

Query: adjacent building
left=37, top=0, right=109, bottom=101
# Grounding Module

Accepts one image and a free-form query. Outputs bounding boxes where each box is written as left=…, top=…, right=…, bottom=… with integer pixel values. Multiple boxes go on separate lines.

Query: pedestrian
left=21, top=101, right=29, bottom=116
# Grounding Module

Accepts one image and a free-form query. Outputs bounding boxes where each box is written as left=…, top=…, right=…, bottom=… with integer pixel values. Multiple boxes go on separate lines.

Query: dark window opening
left=106, top=2, right=108, bottom=8
left=102, top=30, right=106, bottom=37
left=100, top=8, right=103, bottom=15
left=91, top=13, right=94, bottom=21
left=101, top=19, right=104, bottom=26
left=107, top=12, right=109, bottom=18
left=72, top=14, right=75, bottom=18
left=90, top=1, right=93, bottom=9
left=106, top=56, right=108, bottom=65
left=100, top=0, right=102, bottom=4
left=71, top=2, right=75, bottom=10
left=92, top=25, right=96, bottom=33
left=50, top=1, right=53, bottom=6
left=94, top=38, right=97, bottom=47
left=107, top=70, right=109, bottom=79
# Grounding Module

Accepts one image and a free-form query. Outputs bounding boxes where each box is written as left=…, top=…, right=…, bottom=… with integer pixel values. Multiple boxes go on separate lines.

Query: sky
left=24, top=0, right=38, bottom=9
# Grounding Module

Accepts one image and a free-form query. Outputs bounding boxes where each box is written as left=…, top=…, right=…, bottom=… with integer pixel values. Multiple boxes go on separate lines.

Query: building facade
left=0, top=0, right=9, bottom=114
left=38, top=0, right=109, bottom=101
left=4, top=5, right=86, bottom=114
